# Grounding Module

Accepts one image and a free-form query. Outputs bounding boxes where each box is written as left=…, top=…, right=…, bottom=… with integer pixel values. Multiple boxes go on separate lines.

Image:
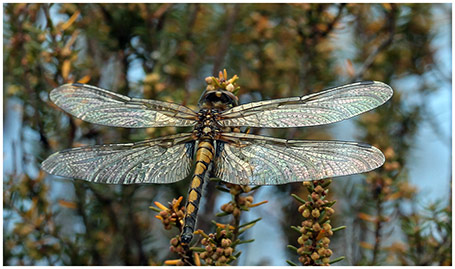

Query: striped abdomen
left=180, top=140, right=215, bottom=244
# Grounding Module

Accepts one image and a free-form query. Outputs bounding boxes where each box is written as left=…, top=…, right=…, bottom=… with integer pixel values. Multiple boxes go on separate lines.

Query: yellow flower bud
left=325, top=207, right=335, bottom=216
left=297, top=236, right=305, bottom=245
left=170, top=237, right=179, bottom=246
left=303, top=209, right=311, bottom=218
left=218, top=256, right=227, bottom=263
left=322, top=223, right=332, bottom=231
left=318, top=247, right=326, bottom=256
left=312, top=223, right=321, bottom=232
left=221, top=239, right=230, bottom=248
left=226, top=83, right=235, bottom=92
left=325, top=249, right=333, bottom=257
left=321, top=237, right=330, bottom=244
left=314, top=185, right=324, bottom=193
left=224, top=247, right=233, bottom=256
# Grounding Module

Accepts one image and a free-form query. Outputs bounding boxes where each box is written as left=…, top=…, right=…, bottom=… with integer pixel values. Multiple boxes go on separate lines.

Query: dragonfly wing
left=214, top=133, right=385, bottom=185
left=219, top=81, right=393, bottom=128
left=50, top=83, right=198, bottom=128
left=42, top=134, right=195, bottom=184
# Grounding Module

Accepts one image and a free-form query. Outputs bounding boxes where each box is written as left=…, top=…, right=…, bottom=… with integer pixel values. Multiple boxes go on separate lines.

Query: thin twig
left=314, top=3, right=346, bottom=40
left=370, top=194, right=383, bottom=265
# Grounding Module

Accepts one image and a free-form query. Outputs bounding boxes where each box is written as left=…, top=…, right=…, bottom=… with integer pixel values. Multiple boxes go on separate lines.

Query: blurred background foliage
left=3, top=3, right=451, bottom=266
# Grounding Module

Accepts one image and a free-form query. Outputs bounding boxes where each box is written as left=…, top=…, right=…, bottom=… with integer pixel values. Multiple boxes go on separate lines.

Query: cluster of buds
left=218, top=183, right=267, bottom=220
left=151, top=196, right=185, bottom=231
left=365, top=146, right=408, bottom=201
left=167, top=236, right=187, bottom=265
left=196, top=227, right=236, bottom=265
left=289, top=179, right=344, bottom=266
left=382, top=146, right=400, bottom=173
left=182, top=182, right=266, bottom=265
left=151, top=197, right=194, bottom=265
left=205, top=69, right=240, bottom=94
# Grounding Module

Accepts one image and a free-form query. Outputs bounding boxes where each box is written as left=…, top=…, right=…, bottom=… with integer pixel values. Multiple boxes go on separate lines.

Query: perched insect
left=42, top=75, right=393, bottom=244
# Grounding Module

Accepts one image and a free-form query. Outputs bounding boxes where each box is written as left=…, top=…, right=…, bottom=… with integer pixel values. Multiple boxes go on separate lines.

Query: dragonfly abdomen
left=181, top=140, right=215, bottom=244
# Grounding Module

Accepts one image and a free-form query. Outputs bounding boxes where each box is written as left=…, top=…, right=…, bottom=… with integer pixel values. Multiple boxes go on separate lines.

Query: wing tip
left=49, top=83, right=80, bottom=103
left=41, top=151, right=62, bottom=175
left=41, top=161, right=55, bottom=177
left=371, top=81, right=394, bottom=102
left=365, top=143, right=386, bottom=169
left=354, top=80, right=394, bottom=101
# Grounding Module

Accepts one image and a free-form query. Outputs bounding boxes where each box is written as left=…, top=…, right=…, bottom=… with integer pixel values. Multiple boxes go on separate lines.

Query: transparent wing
left=214, top=133, right=385, bottom=185
left=50, top=83, right=198, bottom=128
left=42, top=134, right=195, bottom=184
left=219, top=81, right=393, bottom=128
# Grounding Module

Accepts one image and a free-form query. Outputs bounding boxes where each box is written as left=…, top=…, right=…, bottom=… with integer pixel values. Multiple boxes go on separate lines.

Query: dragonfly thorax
left=192, top=108, right=222, bottom=140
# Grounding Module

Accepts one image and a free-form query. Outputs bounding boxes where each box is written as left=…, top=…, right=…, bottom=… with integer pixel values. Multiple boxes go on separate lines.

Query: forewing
left=214, top=133, right=385, bottom=185
left=42, top=134, right=195, bottom=184
left=219, top=81, right=393, bottom=128
left=50, top=83, right=198, bottom=128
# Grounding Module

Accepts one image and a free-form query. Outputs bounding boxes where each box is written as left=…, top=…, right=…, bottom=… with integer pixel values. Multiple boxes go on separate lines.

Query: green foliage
left=3, top=3, right=451, bottom=265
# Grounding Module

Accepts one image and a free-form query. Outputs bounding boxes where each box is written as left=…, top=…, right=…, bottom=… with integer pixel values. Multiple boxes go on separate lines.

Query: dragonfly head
left=198, top=89, right=239, bottom=110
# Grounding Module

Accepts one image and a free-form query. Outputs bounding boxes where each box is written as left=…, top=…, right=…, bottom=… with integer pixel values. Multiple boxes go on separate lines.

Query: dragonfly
left=42, top=78, right=393, bottom=244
